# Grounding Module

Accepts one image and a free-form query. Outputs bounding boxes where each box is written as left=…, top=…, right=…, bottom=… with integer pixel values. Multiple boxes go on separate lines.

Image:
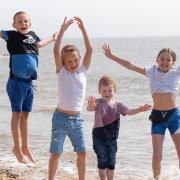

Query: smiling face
left=99, top=84, right=115, bottom=102
left=157, top=52, right=175, bottom=73
left=63, top=51, right=80, bottom=73
left=13, top=12, right=31, bottom=34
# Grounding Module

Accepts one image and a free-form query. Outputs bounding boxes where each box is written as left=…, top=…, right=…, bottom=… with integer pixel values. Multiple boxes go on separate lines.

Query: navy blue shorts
left=50, top=110, right=86, bottom=153
left=150, top=108, right=180, bottom=135
left=6, top=78, right=34, bottom=112
left=93, top=137, right=117, bottom=170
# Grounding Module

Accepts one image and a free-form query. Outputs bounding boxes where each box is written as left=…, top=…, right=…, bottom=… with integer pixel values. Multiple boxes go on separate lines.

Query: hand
left=60, top=17, right=74, bottom=33
left=87, top=96, right=96, bottom=111
left=139, top=104, right=152, bottom=112
left=74, top=16, right=84, bottom=30
left=102, top=43, right=112, bottom=58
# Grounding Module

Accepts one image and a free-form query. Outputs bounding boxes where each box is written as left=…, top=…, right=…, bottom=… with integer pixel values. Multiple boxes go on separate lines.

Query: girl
left=48, top=17, right=92, bottom=180
left=102, top=44, right=180, bottom=179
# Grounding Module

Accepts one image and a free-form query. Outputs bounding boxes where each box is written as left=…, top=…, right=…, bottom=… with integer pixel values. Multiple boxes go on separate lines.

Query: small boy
left=0, top=11, right=57, bottom=164
left=87, top=76, right=151, bottom=180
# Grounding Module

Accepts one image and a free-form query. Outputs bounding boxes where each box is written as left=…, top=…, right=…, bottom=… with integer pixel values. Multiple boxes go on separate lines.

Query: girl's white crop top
left=145, top=65, right=180, bottom=94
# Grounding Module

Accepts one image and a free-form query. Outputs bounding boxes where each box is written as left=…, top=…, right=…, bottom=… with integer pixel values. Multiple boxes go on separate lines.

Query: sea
left=0, top=36, right=180, bottom=179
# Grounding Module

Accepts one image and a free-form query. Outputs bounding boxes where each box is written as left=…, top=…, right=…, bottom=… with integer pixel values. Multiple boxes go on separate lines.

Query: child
left=0, top=11, right=57, bottom=164
left=87, top=75, right=151, bottom=180
left=102, top=44, right=180, bottom=179
left=48, top=17, right=92, bottom=180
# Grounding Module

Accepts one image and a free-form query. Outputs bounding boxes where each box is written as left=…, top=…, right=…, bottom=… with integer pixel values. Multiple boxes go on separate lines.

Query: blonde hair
left=61, top=45, right=80, bottom=62
left=98, top=76, right=116, bottom=93
left=157, top=48, right=176, bottom=63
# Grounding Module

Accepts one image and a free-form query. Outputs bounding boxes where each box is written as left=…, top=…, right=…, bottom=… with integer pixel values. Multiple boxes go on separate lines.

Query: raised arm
left=38, top=32, right=58, bottom=48
left=126, top=104, right=152, bottom=115
left=102, top=43, right=146, bottom=75
left=74, top=17, right=92, bottom=70
left=53, top=17, right=74, bottom=73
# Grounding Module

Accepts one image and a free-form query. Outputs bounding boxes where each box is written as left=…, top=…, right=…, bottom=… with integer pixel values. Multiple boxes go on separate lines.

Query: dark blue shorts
left=93, top=137, right=117, bottom=170
left=150, top=108, right=180, bottom=135
left=6, top=78, right=34, bottom=112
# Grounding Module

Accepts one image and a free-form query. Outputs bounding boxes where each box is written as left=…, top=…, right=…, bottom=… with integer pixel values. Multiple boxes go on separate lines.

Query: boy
left=87, top=76, right=151, bottom=180
left=0, top=11, right=57, bottom=164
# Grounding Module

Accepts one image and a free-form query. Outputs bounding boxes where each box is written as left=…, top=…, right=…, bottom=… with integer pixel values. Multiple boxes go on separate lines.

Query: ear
left=12, top=22, right=16, bottom=29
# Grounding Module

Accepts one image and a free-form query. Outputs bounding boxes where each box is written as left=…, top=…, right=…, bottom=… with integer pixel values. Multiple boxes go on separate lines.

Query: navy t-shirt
left=1, top=30, right=40, bottom=80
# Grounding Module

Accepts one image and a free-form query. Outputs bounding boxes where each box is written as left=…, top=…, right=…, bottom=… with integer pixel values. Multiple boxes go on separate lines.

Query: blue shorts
left=93, top=137, right=117, bottom=170
left=150, top=108, right=180, bottom=135
left=6, top=78, right=34, bottom=112
left=49, top=110, right=86, bottom=153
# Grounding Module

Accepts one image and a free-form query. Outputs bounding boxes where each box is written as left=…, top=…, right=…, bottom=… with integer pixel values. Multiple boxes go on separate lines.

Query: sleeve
left=117, top=102, right=129, bottom=116
left=145, top=65, right=155, bottom=78
left=80, top=65, right=87, bottom=75
left=0, top=30, right=9, bottom=41
left=30, top=31, right=41, bottom=42
left=175, top=65, right=180, bottom=75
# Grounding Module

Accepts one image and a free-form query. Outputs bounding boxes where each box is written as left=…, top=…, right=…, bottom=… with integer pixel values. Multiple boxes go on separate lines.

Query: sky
left=0, top=0, right=180, bottom=38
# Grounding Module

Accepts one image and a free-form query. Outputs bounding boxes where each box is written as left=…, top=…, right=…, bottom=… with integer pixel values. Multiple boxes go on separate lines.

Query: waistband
left=9, top=77, right=32, bottom=83
left=55, top=109, right=81, bottom=117
left=152, top=107, right=178, bottom=114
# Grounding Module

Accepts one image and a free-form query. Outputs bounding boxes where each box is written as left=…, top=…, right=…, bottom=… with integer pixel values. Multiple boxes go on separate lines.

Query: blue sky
left=0, top=0, right=180, bottom=38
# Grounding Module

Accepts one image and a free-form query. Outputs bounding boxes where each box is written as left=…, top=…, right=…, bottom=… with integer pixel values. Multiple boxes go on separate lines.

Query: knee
left=49, top=153, right=60, bottom=162
left=77, top=152, right=86, bottom=159
left=153, top=153, right=162, bottom=164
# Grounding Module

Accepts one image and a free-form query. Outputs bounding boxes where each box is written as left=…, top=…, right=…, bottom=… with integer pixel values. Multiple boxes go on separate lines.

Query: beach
left=1, top=37, right=180, bottom=179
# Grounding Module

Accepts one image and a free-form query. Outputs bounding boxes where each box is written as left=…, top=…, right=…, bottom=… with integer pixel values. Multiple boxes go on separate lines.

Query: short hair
left=61, top=45, right=80, bottom=61
left=98, top=76, right=116, bottom=92
left=157, top=48, right=176, bottom=62
left=13, top=11, right=29, bottom=22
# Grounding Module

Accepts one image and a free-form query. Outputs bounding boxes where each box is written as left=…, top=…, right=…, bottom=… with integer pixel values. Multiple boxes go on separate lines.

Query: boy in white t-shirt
left=48, top=17, right=92, bottom=180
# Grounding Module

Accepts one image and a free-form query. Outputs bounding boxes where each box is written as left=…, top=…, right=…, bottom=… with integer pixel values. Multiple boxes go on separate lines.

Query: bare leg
left=48, top=153, right=61, bottom=180
left=20, top=112, right=36, bottom=164
left=98, top=169, right=106, bottom=180
left=152, top=134, right=164, bottom=178
left=171, top=133, right=180, bottom=170
left=106, top=169, right=114, bottom=180
left=77, top=152, right=86, bottom=180
left=11, top=112, right=27, bottom=164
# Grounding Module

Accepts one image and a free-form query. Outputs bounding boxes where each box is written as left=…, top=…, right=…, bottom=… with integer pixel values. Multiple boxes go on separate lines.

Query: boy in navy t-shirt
left=0, top=11, right=57, bottom=164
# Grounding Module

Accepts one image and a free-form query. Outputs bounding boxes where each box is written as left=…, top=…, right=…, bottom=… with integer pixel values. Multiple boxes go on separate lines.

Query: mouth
left=21, top=28, right=28, bottom=31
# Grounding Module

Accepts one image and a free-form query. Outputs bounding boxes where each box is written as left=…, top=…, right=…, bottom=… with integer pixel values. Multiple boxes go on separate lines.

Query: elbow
left=87, top=46, right=93, bottom=54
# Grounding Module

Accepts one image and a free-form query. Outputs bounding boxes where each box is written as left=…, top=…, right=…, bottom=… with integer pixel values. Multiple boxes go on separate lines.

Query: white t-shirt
left=57, top=65, right=87, bottom=111
left=145, top=65, right=180, bottom=94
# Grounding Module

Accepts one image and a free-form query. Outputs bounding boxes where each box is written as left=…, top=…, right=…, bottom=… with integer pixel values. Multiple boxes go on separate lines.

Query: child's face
left=63, top=51, right=80, bottom=73
left=99, top=84, right=115, bottom=102
left=157, top=52, right=175, bottom=72
left=13, top=13, right=31, bottom=34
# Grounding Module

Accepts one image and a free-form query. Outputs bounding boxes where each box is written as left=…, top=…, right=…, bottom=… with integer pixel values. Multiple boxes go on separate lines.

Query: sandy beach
left=0, top=151, right=97, bottom=180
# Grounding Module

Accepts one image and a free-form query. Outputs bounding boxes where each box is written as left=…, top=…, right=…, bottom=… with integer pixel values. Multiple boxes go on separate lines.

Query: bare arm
left=53, top=17, right=74, bottom=73
left=74, top=17, right=92, bottom=70
left=87, top=96, right=97, bottom=111
left=38, top=32, right=58, bottom=48
left=102, top=44, right=146, bottom=75
left=126, top=104, right=152, bottom=115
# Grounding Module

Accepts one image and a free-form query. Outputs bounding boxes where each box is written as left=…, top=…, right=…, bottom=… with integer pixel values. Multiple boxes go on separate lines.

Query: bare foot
left=22, top=147, right=37, bottom=164
left=12, top=148, right=28, bottom=164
